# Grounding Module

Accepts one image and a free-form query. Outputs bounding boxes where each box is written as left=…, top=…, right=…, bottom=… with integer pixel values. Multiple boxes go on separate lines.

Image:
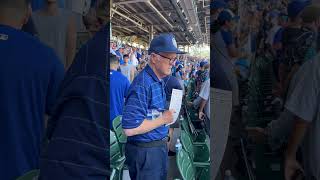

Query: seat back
left=16, top=169, right=39, bottom=180
left=180, top=130, right=195, bottom=160
left=112, top=116, right=127, bottom=144
left=181, top=117, right=191, bottom=134
left=110, top=131, right=122, bottom=166
left=176, top=149, right=195, bottom=180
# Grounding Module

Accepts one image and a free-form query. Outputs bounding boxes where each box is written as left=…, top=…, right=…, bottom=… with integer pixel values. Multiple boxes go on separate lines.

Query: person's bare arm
left=65, top=14, right=77, bottom=69
left=130, top=66, right=135, bottom=82
left=124, top=110, right=174, bottom=136
left=284, top=116, right=309, bottom=180
left=198, top=98, right=207, bottom=120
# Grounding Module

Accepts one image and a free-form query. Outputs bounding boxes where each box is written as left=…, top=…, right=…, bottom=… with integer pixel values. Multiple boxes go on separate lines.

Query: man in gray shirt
left=248, top=55, right=320, bottom=180
left=284, top=55, right=320, bottom=180
left=120, top=54, right=135, bottom=83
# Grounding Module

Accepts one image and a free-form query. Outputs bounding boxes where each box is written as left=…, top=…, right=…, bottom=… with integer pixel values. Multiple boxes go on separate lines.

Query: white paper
left=210, top=88, right=233, bottom=180
left=166, top=89, right=183, bottom=126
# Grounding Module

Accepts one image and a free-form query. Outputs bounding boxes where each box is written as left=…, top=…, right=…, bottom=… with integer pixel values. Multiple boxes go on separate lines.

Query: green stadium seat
left=180, top=130, right=210, bottom=163
left=176, top=149, right=210, bottom=180
left=181, top=116, right=209, bottom=146
left=110, top=131, right=125, bottom=180
left=112, top=116, right=127, bottom=156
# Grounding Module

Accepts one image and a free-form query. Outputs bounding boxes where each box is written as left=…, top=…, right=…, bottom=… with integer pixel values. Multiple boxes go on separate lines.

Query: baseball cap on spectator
left=200, top=61, right=208, bottom=67
left=175, top=60, right=182, bottom=66
left=148, top=33, right=185, bottom=55
left=287, top=0, right=311, bottom=18
left=210, top=0, right=228, bottom=9
left=218, top=10, right=240, bottom=22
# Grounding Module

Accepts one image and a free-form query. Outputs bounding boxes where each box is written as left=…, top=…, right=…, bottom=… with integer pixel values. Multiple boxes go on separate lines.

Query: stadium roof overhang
left=111, top=0, right=210, bottom=46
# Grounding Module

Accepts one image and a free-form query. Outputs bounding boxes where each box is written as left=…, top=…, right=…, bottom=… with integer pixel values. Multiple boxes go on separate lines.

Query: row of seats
left=110, top=101, right=211, bottom=180
left=110, top=116, right=127, bottom=180
left=175, top=101, right=210, bottom=180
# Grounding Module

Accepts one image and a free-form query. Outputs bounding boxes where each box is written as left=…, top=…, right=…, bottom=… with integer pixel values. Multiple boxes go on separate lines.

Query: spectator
left=130, top=47, right=139, bottom=67
left=115, top=45, right=125, bottom=65
left=198, top=73, right=210, bottom=135
left=0, top=0, right=64, bottom=179
left=38, top=1, right=109, bottom=179
left=278, top=0, right=311, bottom=99
left=120, top=54, right=135, bottom=82
left=122, top=33, right=183, bottom=180
left=32, top=0, right=77, bottom=69
left=110, top=54, right=130, bottom=128
left=212, top=9, right=240, bottom=107
left=284, top=54, right=320, bottom=180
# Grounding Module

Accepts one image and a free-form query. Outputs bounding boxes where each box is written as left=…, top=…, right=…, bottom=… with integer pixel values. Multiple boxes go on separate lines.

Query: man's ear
left=149, top=54, right=157, bottom=64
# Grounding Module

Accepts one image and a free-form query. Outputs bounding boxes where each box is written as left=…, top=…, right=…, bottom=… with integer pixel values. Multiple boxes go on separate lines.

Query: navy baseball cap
left=175, top=60, right=182, bottom=66
left=287, top=0, right=311, bottom=18
left=217, top=10, right=240, bottom=22
left=200, top=61, right=208, bottom=67
left=210, top=0, right=228, bottom=9
left=148, top=33, right=185, bottom=55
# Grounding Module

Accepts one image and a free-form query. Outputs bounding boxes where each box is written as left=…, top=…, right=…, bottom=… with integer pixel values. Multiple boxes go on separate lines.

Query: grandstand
left=109, top=0, right=210, bottom=180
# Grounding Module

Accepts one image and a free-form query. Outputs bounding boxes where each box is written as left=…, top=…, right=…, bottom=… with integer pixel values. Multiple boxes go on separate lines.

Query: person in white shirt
left=130, top=47, right=139, bottom=67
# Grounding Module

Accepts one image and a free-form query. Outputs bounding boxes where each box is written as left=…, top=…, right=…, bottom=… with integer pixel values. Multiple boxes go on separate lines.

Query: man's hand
left=161, top=110, right=175, bottom=124
left=199, top=111, right=205, bottom=120
left=246, top=127, right=267, bottom=144
left=285, top=156, right=304, bottom=180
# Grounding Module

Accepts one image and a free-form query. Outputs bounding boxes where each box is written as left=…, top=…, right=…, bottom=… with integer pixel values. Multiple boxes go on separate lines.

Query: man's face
left=124, top=57, right=129, bottom=63
left=119, top=48, right=124, bottom=53
left=153, top=52, right=176, bottom=78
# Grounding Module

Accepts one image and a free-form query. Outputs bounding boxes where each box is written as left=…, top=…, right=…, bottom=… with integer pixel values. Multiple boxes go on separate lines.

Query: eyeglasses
left=156, top=53, right=176, bottom=64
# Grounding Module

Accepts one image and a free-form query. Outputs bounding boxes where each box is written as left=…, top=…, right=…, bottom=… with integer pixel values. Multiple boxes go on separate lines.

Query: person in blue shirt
left=122, top=33, right=184, bottom=180
left=38, top=1, right=109, bottom=179
left=110, top=53, right=130, bottom=128
left=115, top=45, right=125, bottom=65
left=0, top=0, right=64, bottom=179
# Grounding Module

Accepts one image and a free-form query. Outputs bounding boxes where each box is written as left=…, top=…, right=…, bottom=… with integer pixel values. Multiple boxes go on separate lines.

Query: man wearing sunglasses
left=122, top=33, right=184, bottom=180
